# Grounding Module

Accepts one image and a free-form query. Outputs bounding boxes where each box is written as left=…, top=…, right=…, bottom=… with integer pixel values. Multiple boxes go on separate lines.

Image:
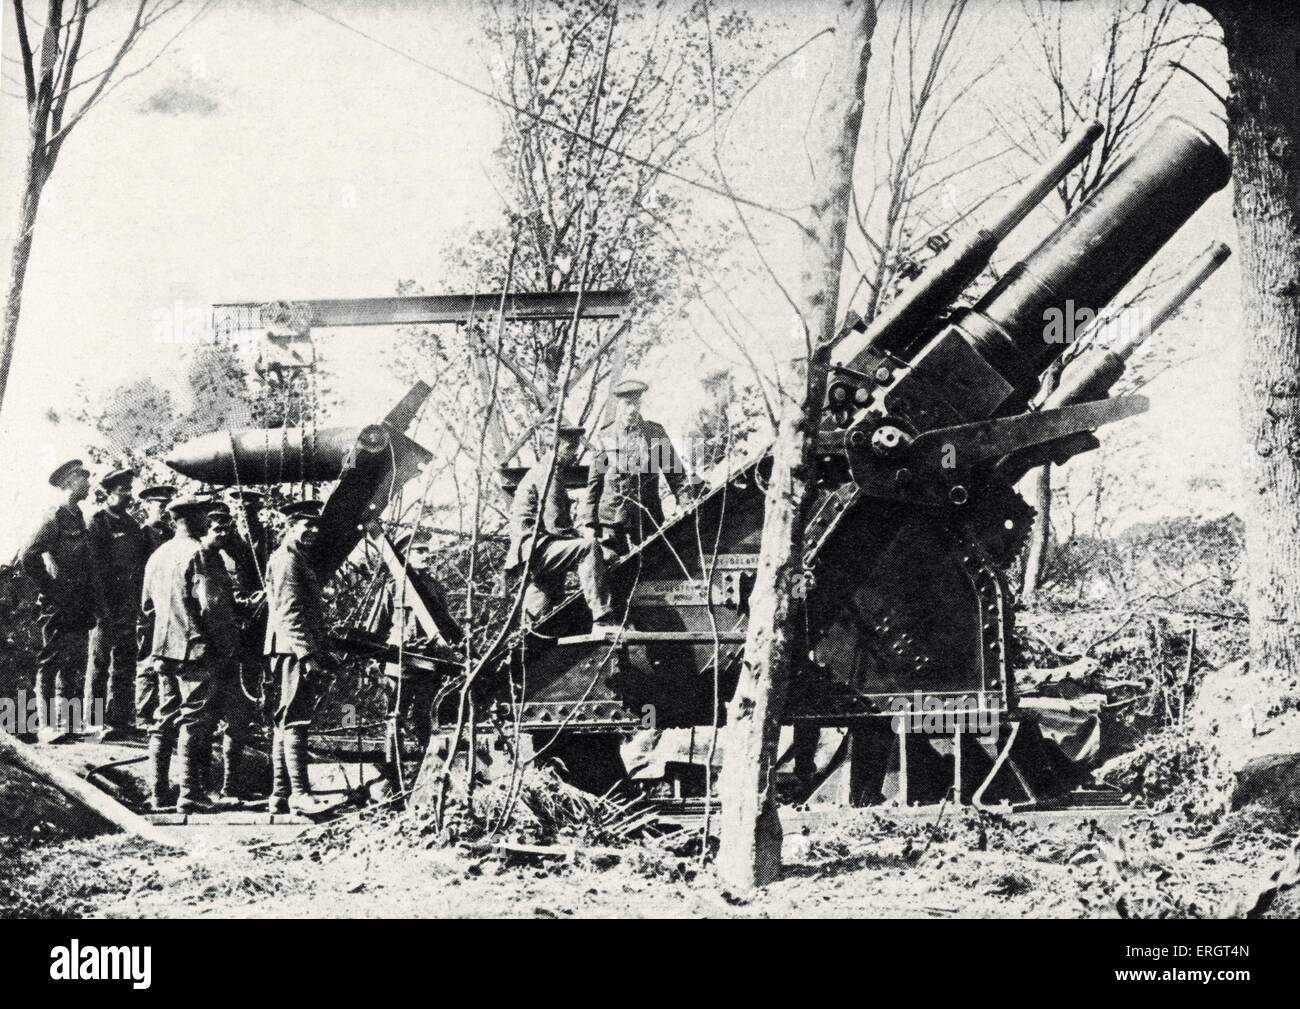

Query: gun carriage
left=169, top=116, right=1230, bottom=809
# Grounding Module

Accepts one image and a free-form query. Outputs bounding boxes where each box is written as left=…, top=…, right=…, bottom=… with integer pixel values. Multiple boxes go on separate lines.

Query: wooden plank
left=0, top=731, right=184, bottom=850
left=555, top=629, right=747, bottom=646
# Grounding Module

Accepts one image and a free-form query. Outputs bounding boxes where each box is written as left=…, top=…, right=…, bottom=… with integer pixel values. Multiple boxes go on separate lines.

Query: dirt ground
left=2, top=794, right=1297, bottom=919
left=3, top=601, right=1297, bottom=920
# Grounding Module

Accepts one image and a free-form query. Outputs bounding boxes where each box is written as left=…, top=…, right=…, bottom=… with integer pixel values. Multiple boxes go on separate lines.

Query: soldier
left=581, top=378, right=690, bottom=555
left=140, top=497, right=231, bottom=813
left=367, top=528, right=462, bottom=789
left=138, top=485, right=175, bottom=554
left=200, top=500, right=258, bottom=804
left=506, top=425, right=616, bottom=625
left=225, top=487, right=270, bottom=584
left=135, top=484, right=175, bottom=729
left=84, top=467, right=151, bottom=740
left=20, top=459, right=98, bottom=743
left=263, top=500, right=334, bottom=816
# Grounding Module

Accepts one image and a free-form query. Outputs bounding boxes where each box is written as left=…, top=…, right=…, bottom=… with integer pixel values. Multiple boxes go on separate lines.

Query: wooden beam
left=0, top=731, right=184, bottom=850
left=213, top=290, right=631, bottom=332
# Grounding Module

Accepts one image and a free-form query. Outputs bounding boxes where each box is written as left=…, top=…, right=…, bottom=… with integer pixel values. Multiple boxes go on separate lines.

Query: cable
left=284, top=0, right=797, bottom=222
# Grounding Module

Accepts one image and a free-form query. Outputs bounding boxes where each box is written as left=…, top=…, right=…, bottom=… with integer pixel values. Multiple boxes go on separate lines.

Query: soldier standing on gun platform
left=84, top=467, right=151, bottom=741
left=582, top=378, right=690, bottom=556
left=20, top=459, right=98, bottom=743
left=263, top=500, right=334, bottom=817
left=140, top=496, right=229, bottom=813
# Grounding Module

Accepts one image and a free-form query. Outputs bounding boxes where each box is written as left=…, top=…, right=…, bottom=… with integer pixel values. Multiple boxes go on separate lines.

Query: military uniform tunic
left=581, top=418, right=688, bottom=548
left=263, top=541, right=329, bottom=728
left=85, top=505, right=151, bottom=728
left=20, top=504, right=97, bottom=730
left=507, top=462, right=612, bottom=621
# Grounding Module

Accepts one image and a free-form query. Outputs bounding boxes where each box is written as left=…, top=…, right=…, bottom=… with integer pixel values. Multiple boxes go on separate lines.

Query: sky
left=0, top=0, right=1243, bottom=557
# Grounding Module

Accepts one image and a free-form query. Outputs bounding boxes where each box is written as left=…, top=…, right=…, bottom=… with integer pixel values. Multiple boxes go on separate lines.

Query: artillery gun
left=166, top=116, right=1230, bottom=810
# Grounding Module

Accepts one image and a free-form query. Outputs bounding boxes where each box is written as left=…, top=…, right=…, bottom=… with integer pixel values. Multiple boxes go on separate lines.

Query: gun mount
left=457, top=116, right=1230, bottom=808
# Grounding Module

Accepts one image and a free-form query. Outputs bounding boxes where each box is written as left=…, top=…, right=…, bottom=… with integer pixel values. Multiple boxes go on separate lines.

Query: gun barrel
left=953, top=117, right=1230, bottom=400
left=840, top=120, right=1103, bottom=370
left=991, top=239, right=1231, bottom=485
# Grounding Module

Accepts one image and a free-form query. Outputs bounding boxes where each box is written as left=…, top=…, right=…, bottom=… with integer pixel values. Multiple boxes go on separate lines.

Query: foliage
left=1098, top=726, right=1233, bottom=822
left=393, top=0, right=770, bottom=478
left=1028, top=513, right=1244, bottom=609
left=73, top=342, right=251, bottom=488
left=0, top=565, right=41, bottom=712
left=684, top=366, right=766, bottom=475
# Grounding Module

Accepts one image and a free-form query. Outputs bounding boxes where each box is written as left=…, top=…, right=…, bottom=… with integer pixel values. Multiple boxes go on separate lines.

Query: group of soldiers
left=17, top=376, right=689, bottom=817
left=505, top=378, right=690, bottom=624
left=20, top=462, right=336, bottom=816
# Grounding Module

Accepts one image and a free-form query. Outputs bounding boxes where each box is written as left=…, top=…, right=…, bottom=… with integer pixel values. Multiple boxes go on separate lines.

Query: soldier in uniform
left=263, top=500, right=334, bottom=816
left=200, top=500, right=258, bottom=803
left=140, top=497, right=233, bottom=813
left=581, top=379, right=691, bottom=555
left=366, top=527, right=457, bottom=790
left=367, top=528, right=462, bottom=789
left=225, top=488, right=270, bottom=585
left=84, top=467, right=151, bottom=740
left=138, top=485, right=175, bottom=554
left=506, top=425, right=616, bottom=625
left=135, top=484, right=175, bottom=728
left=20, top=459, right=98, bottom=743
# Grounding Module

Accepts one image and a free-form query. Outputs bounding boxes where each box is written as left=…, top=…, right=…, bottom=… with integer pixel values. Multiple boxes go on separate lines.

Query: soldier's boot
left=218, top=738, right=246, bottom=803
left=268, top=729, right=291, bottom=814
left=41, top=688, right=74, bottom=743
left=175, top=730, right=216, bottom=815
left=135, top=671, right=158, bottom=732
left=284, top=725, right=332, bottom=818
left=147, top=734, right=176, bottom=812
left=200, top=734, right=239, bottom=808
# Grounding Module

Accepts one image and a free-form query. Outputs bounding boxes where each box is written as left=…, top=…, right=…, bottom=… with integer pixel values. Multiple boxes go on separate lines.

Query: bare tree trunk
left=1198, top=1, right=1300, bottom=686
left=0, top=149, right=48, bottom=418
left=0, top=0, right=183, bottom=419
left=716, top=0, right=875, bottom=897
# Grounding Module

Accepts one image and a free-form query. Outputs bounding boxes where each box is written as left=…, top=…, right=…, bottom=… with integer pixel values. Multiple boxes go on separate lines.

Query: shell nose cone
left=165, top=431, right=227, bottom=481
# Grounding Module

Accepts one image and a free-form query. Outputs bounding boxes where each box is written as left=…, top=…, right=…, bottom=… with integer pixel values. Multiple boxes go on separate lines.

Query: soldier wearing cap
left=20, top=459, right=98, bottom=742
left=263, top=499, right=333, bottom=816
left=198, top=500, right=258, bottom=803
left=506, top=425, right=616, bottom=625
left=225, top=488, right=270, bottom=583
left=139, top=496, right=232, bottom=812
left=366, top=527, right=462, bottom=788
left=138, top=485, right=175, bottom=555
left=133, top=485, right=175, bottom=728
left=581, top=378, right=690, bottom=554
left=84, top=467, right=151, bottom=739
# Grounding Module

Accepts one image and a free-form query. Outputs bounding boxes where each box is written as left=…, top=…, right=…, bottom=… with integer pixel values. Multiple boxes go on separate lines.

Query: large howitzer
left=466, top=116, right=1230, bottom=806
